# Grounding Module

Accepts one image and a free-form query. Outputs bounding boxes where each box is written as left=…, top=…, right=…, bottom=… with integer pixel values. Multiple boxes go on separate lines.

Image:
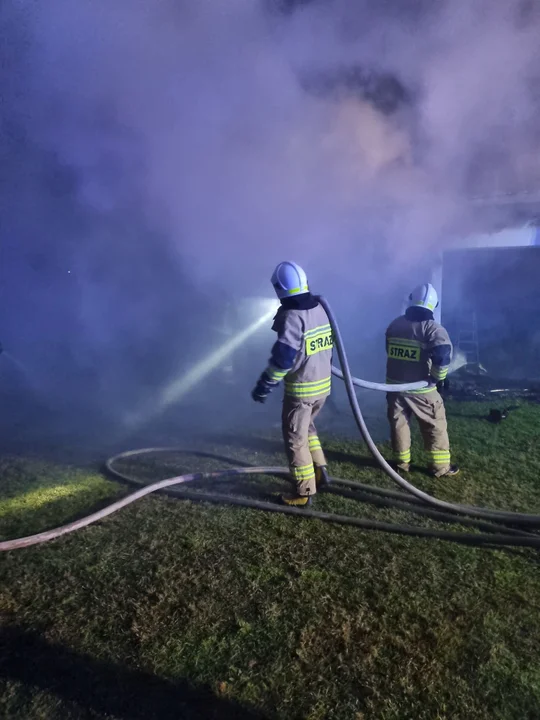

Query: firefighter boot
left=281, top=494, right=313, bottom=507
left=433, top=464, right=460, bottom=478
left=315, top=465, right=330, bottom=488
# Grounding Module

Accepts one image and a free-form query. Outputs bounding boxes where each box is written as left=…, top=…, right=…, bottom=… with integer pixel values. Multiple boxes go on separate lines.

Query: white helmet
left=271, top=261, right=309, bottom=300
left=409, top=283, right=439, bottom=311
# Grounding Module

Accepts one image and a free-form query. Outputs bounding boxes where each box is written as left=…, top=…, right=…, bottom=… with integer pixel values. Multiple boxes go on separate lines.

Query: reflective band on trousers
left=396, top=449, right=411, bottom=462
left=291, top=464, right=315, bottom=480
left=285, top=376, right=331, bottom=398
left=428, top=450, right=451, bottom=464
left=308, top=435, right=322, bottom=451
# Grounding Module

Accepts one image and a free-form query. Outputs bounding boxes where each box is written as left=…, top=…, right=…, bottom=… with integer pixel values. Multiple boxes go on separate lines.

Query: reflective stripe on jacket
left=266, top=303, right=333, bottom=399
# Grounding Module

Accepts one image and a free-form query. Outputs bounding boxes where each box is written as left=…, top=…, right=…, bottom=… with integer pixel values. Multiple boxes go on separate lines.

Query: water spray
left=124, top=301, right=279, bottom=429
left=158, top=307, right=276, bottom=406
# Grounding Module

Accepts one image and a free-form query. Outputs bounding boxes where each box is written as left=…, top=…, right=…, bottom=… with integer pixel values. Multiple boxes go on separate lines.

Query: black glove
left=437, top=378, right=449, bottom=393
left=251, top=372, right=278, bottom=403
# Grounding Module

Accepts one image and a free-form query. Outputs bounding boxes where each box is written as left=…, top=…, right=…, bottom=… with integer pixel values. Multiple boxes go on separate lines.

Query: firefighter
left=251, top=261, right=333, bottom=506
left=386, top=283, right=459, bottom=477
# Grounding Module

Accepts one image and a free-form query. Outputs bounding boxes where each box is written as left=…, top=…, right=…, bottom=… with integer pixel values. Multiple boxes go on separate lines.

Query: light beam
left=158, top=305, right=277, bottom=408
left=123, top=300, right=279, bottom=430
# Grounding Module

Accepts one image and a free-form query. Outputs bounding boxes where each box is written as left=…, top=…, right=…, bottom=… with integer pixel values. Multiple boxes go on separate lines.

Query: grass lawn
left=1, top=401, right=540, bottom=719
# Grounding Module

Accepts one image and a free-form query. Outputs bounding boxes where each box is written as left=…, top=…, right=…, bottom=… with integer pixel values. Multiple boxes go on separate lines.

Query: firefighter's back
left=386, top=314, right=441, bottom=388
left=284, top=303, right=333, bottom=399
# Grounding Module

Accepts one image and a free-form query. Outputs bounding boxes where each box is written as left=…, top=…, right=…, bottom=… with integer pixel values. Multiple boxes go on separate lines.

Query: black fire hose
left=1, top=297, right=539, bottom=552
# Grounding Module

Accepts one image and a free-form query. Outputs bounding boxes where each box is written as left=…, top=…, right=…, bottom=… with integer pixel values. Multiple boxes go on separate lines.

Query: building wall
left=432, top=225, right=540, bottom=322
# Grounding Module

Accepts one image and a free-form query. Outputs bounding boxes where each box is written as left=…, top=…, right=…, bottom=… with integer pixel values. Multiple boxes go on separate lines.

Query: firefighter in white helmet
left=251, top=261, right=333, bottom=506
left=385, top=283, right=459, bottom=477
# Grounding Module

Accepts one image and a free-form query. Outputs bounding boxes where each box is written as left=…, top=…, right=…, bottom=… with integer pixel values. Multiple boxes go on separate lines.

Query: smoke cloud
left=1, top=0, right=539, bottom=444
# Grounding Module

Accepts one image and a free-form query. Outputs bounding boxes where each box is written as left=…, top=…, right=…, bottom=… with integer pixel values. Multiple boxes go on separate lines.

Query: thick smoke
left=0, top=0, right=539, bottom=446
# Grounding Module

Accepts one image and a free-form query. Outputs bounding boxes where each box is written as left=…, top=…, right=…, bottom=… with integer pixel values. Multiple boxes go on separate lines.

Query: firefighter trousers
left=386, top=390, right=451, bottom=476
left=282, top=395, right=327, bottom=496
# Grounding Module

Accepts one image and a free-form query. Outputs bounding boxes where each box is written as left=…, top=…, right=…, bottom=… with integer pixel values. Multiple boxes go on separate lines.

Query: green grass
left=1, top=401, right=540, bottom=719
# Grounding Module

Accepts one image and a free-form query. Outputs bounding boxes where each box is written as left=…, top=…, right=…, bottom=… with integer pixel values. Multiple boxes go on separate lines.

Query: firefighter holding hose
left=386, top=283, right=459, bottom=477
left=251, top=262, right=333, bottom=506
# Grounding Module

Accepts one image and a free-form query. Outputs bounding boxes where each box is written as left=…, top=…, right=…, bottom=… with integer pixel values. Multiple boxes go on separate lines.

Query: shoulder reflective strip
left=304, top=324, right=332, bottom=338
left=387, top=337, right=423, bottom=347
